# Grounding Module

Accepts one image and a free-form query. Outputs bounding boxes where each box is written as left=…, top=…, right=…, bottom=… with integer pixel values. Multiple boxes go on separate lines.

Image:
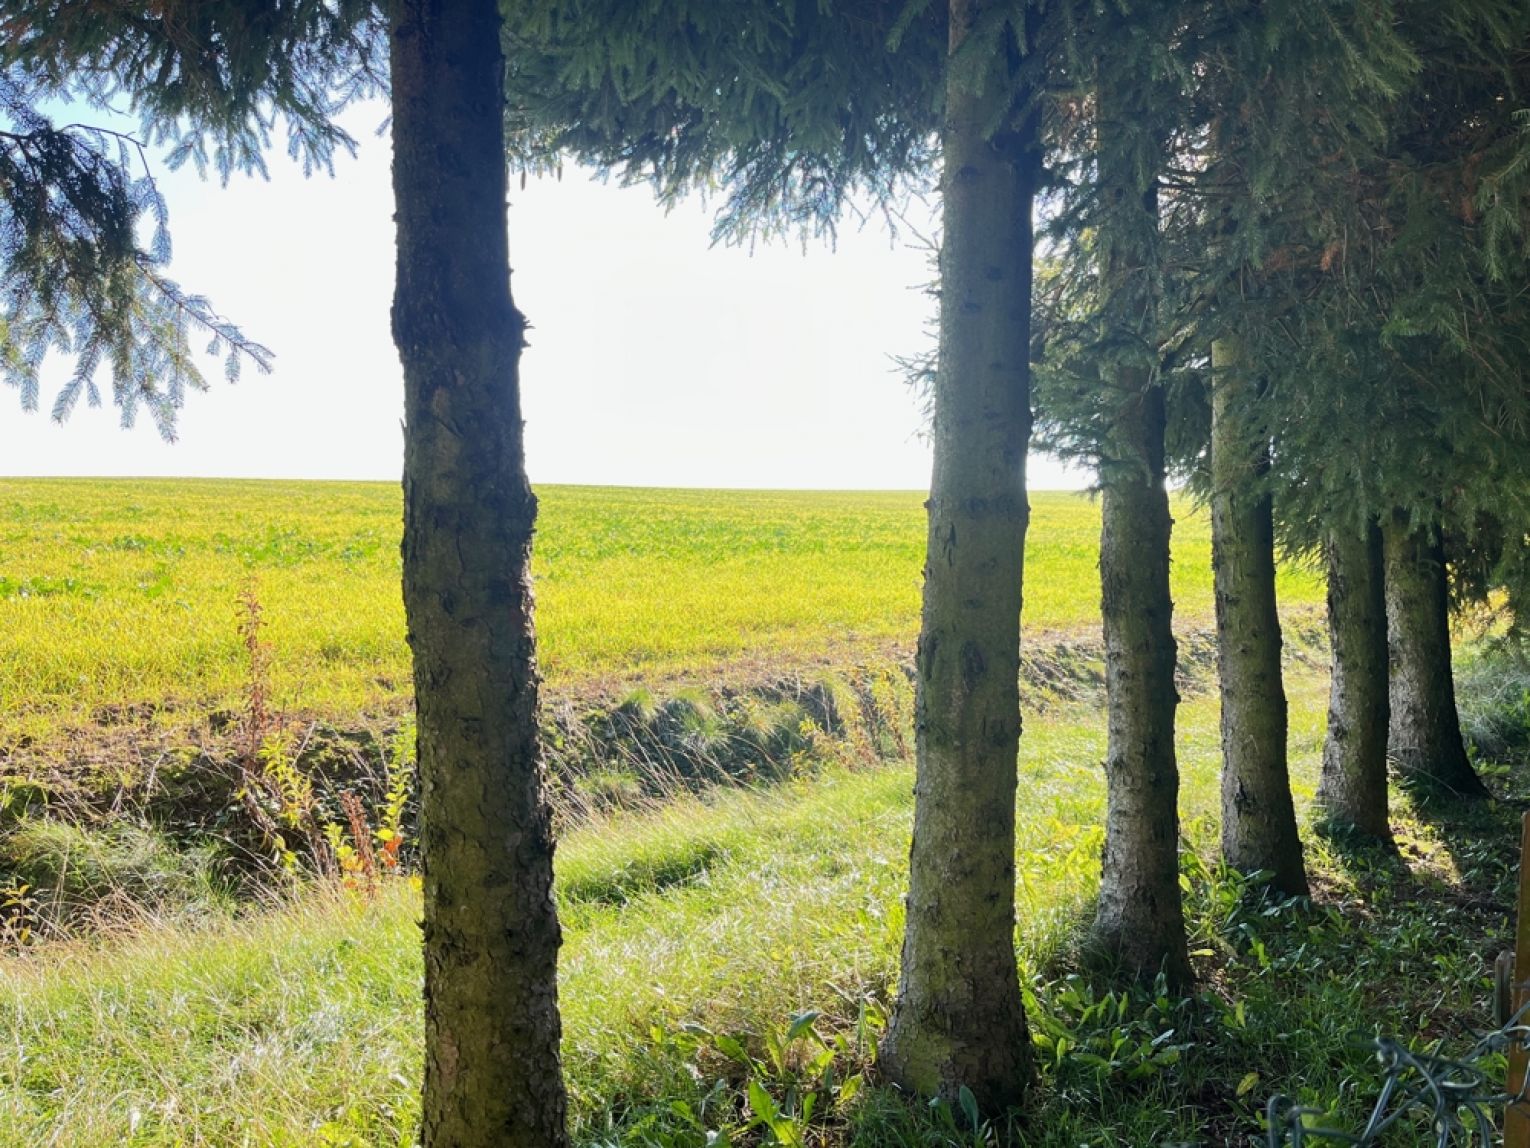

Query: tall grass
left=0, top=676, right=1347, bottom=1146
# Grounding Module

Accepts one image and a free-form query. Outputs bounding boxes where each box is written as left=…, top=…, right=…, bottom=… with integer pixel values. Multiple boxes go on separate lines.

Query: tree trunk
left=1209, top=339, right=1306, bottom=895
left=1090, top=74, right=1191, bottom=989
left=1382, top=511, right=1488, bottom=799
left=879, top=0, right=1036, bottom=1112
left=390, top=2, right=570, bottom=1145
left=1095, top=387, right=1191, bottom=987
left=1316, top=521, right=1394, bottom=844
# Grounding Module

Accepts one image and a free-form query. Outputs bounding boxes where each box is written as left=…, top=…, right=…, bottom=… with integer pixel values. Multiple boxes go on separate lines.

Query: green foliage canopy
left=0, top=2, right=384, bottom=437
left=503, top=0, right=948, bottom=242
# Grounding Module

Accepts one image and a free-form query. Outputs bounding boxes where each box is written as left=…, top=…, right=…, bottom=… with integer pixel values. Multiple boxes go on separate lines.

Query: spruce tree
left=1249, top=0, right=1530, bottom=807
left=877, top=0, right=1038, bottom=1108
left=1208, top=337, right=1306, bottom=894
left=4, top=6, right=574, bottom=1141
left=1384, top=513, right=1491, bottom=798
left=1366, top=6, right=1530, bottom=800
left=1180, top=0, right=1437, bottom=876
left=1317, top=521, right=1395, bottom=843
left=1033, top=0, right=1195, bottom=985
left=1037, top=0, right=1436, bottom=918
left=0, top=0, right=389, bottom=433
left=505, top=0, right=1045, bottom=1105
left=392, top=0, right=571, bottom=1140
left=1090, top=85, right=1191, bottom=986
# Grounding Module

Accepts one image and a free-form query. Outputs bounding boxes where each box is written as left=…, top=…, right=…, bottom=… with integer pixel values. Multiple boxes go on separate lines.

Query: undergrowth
left=6, top=666, right=1519, bottom=1146
left=1458, top=642, right=1530, bottom=765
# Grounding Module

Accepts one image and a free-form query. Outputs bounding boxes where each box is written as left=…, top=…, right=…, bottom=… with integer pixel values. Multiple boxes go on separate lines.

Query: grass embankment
left=0, top=479, right=1324, bottom=750
left=3, top=668, right=1518, bottom=1147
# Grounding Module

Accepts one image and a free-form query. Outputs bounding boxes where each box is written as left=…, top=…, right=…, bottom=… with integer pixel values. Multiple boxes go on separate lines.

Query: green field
left=0, top=479, right=1324, bottom=747
left=0, top=479, right=1514, bottom=1147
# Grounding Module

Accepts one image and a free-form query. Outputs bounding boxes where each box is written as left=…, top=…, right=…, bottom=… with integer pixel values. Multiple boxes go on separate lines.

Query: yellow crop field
left=0, top=478, right=1323, bottom=745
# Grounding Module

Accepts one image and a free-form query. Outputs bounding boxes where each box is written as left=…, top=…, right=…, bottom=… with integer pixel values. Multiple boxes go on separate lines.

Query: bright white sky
left=1, top=102, right=1086, bottom=491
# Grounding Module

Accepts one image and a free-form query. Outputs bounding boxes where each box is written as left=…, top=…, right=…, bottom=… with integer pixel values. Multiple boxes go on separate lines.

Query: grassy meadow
left=0, top=675, right=1315, bottom=1144
left=0, top=478, right=1518, bottom=1146
left=0, top=478, right=1324, bottom=748
left=0, top=668, right=1517, bottom=1146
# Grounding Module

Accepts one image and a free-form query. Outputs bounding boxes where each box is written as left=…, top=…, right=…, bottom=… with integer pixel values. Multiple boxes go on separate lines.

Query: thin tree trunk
left=1091, top=74, right=1191, bottom=989
left=1383, top=511, right=1488, bottom=799
left=1095, top=387, right=1191, bottom=987
left=1316, top=521, right=1394, bottom=844
left=879, top=0, right=1036, bottom=1112
left=1209, top=338, right=1306, bottom=895
left=390, top=2, right=569, bottom=1144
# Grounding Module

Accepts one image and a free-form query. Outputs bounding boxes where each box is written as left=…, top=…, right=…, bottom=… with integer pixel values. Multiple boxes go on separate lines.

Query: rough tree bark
left=1382, top=511, right=1489, bottom=799
left=390, top=1, right=570, bottom=1144
left=1209, top=338, right=1307, bottom=895
left=879, top=0, right=1037, bottom=1112
left=1091, top=72, right=1191, bottom=989
left=1315, top=521, right=1395, bottom=844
